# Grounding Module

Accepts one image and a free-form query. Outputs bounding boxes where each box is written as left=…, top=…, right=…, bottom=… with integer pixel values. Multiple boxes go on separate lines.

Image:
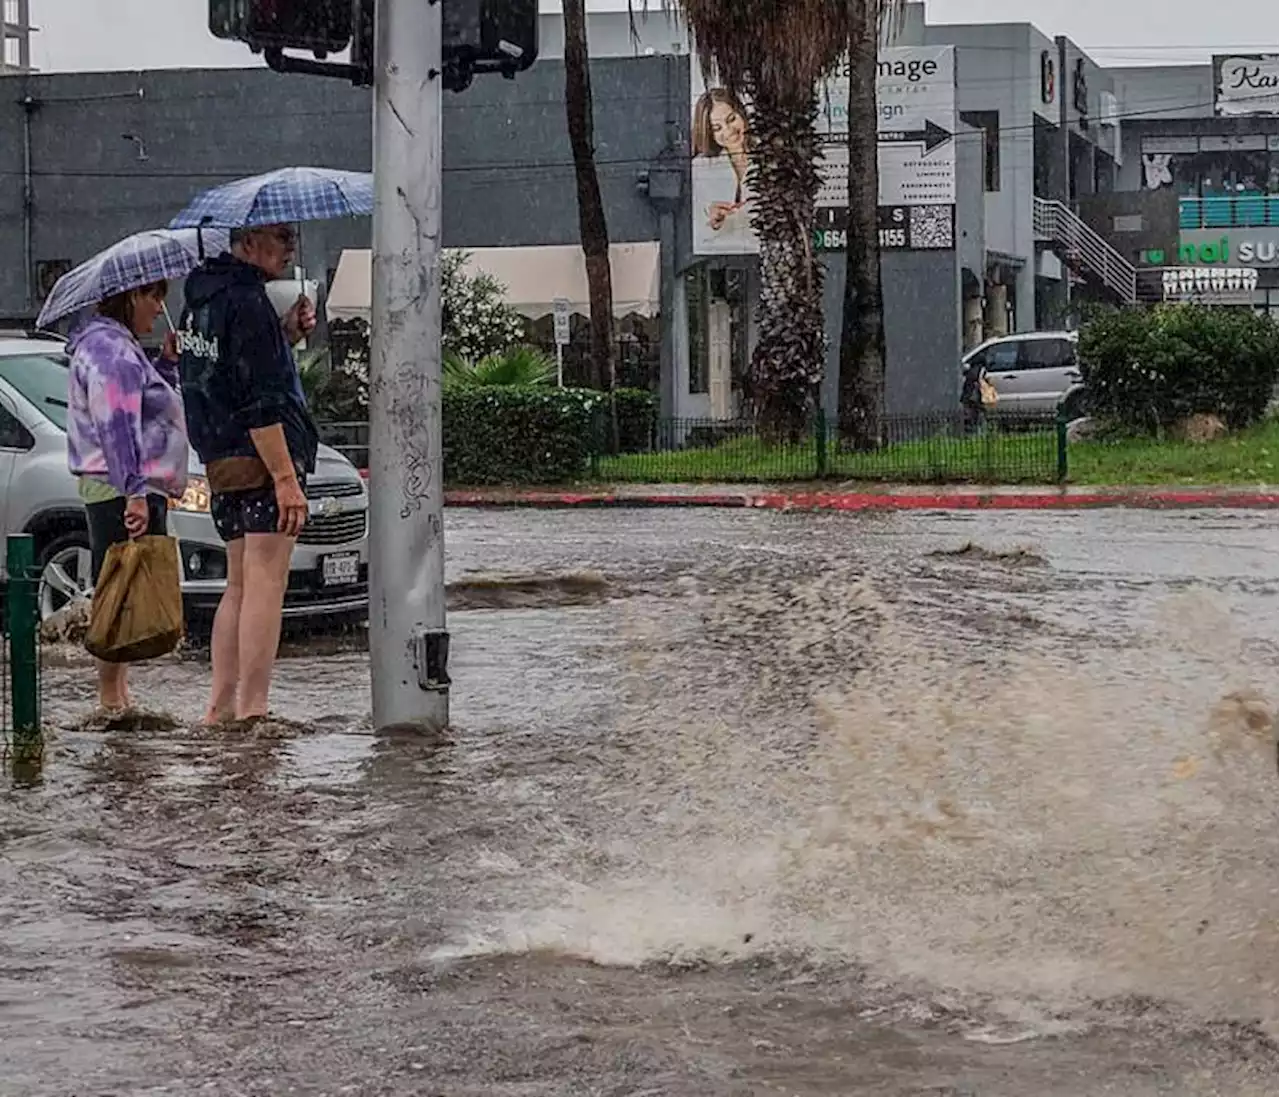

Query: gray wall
left=0, top=57, right=681, bottom=318
left=1109, top=64, right=1215, bottom=122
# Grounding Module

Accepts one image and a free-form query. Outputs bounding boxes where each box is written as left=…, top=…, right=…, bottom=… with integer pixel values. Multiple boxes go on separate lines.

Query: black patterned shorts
left=210, top=486, right=283, bottom=542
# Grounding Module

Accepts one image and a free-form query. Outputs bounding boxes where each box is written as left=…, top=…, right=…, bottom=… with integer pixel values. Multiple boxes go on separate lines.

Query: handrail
left=1033, top=197, right=1137, bottom=305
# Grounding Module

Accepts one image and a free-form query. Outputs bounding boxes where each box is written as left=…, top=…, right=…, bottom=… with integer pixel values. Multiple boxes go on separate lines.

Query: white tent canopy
left=325, top=243, right=660, bottom=324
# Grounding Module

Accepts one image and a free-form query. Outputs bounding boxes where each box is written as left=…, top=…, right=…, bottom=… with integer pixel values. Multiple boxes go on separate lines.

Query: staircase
left=1033, top=197, right=1137, bottom=306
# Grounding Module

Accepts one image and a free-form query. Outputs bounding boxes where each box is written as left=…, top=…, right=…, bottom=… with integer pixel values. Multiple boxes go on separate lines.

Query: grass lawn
left=595, top=418, right=1278, bottom=487
left=1069, top=418, right=1278, bottom=485
left=597, top=428, right=1059, bottom=484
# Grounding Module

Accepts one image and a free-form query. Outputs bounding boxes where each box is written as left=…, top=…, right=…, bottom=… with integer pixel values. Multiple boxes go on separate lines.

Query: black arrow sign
left=878, top=118, right=952, bottom=154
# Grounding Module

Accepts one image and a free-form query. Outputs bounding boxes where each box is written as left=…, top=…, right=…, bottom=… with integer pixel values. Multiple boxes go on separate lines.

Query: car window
left=0, top=353, right=70, bottom=430
left=0, top=403, right=33, bottom=450
left=1019, top=338, right=1075, bottom=370
left=985, top=342, right=1020, bottom=371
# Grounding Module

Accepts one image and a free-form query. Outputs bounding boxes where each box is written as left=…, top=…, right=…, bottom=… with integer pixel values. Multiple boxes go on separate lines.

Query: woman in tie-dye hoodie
left=66, top=279, right=189, bottom=713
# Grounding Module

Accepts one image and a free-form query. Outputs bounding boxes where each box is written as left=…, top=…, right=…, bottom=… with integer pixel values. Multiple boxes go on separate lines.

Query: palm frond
left=629, top=0, right=902, bottom=95
left=443, top=345, right=556, bottom=388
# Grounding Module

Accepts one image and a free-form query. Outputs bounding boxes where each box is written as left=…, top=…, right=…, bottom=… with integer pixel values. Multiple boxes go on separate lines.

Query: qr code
left=909, top=205, right=954, bottom=249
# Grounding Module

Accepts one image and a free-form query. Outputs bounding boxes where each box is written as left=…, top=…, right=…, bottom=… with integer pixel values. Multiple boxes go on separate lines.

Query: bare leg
left=235, top=533, right=294, bottom=720
left=203, top=540, right=245, bottom=725
left=96, top=660, right=128, bottom=711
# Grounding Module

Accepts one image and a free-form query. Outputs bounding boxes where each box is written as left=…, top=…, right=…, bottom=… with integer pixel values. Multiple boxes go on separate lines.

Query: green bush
left=1079, top=305, right=1278, bottom=433
left=611, top=388, right=658, bottom=454
left=443, top=386, right=603, bottom=484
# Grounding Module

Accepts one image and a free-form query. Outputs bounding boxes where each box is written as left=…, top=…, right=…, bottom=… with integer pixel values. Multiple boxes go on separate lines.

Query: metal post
left=6, top=535, right=40, bottom=756
left=814, top=408, right=828, bottom=479
left=1056, top=406, right=1069, bottom=483
left=368, top=0, right=449, bottom=732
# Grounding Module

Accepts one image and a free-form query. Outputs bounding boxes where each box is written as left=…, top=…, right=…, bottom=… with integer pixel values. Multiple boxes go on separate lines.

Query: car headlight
left=170, top=475, right=211, bottom=513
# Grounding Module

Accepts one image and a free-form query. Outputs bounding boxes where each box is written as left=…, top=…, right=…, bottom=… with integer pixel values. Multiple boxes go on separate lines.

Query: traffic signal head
left=209, top=0, right=351, bottom=58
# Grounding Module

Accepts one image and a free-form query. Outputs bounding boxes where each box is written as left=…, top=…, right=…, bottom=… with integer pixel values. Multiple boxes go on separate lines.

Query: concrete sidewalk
left=439, top=482, right=1279, bottom=511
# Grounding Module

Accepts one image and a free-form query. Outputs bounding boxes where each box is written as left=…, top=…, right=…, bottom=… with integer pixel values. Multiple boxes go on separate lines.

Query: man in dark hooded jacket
left=178, top=224, right=318, bottom=724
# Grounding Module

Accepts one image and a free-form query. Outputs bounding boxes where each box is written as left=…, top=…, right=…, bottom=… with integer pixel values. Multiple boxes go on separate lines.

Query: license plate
left=321, top=552, right=360, bottom=587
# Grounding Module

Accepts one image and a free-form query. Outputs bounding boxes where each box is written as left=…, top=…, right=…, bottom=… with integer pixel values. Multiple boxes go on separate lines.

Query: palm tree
left=639, top=2, right=858, bottom=440
left=838, top=0, right=889, bottom=450
left=563, top=0, right=617, bottom=397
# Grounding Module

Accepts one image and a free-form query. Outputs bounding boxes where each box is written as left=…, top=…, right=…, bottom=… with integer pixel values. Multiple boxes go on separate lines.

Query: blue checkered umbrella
left=169, top=167, right=374, bottom=229
left=35, top=227, right=230, bottom=329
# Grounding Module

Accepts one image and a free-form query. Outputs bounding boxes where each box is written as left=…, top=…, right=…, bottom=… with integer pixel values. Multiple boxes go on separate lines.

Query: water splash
left=441, top=560, right=1278, bottom=1032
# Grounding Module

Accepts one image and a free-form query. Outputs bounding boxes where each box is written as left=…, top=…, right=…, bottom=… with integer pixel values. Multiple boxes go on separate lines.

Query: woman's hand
left=124, top=497, right=150, bottom=539
left=707, top=201, right=739, bottom=231
left=160, top=331, right=180, bottom=362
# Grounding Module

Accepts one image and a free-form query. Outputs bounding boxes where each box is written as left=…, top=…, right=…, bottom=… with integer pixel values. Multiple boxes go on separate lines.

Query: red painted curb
left=356, top=472, right=1276, bottom=510
left=439, top=489, right=1278, bottom=511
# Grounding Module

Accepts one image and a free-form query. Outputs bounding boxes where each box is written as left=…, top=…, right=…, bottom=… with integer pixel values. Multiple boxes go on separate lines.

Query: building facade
left=1, top=0, right=32, bottom=73
left=2, top=7, right=1266, bottom=427
left=1085, top=56, right=1279, bottom=315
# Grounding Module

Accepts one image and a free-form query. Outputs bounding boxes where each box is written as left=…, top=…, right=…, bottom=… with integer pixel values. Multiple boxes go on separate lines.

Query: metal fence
left=595, top=412, right=1066, bottom=484
left=321, top=411, right=1068, bottom=485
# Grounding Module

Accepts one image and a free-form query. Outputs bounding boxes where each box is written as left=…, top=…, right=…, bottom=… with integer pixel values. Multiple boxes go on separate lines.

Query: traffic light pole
left=367, top=0, right=450, bottom=732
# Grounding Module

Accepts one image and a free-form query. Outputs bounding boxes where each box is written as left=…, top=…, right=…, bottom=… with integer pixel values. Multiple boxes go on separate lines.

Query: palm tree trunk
left=837, top=0, right=887, bottom=451
left=747, top=82, right=825, bottom=443
left=563, top=0, right=617, bottom=405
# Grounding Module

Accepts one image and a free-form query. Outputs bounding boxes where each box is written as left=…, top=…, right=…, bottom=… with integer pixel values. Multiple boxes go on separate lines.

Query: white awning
left=325, top=243, right=661, bottom=324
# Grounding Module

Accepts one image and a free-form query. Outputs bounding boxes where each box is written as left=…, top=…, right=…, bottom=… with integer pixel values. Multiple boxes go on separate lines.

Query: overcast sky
left=26, top=0, right=1280, bottom=73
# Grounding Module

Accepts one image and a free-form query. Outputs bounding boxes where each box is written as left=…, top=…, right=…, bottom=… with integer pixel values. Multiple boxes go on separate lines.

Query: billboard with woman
left=690, top=83, right=758, bottom=255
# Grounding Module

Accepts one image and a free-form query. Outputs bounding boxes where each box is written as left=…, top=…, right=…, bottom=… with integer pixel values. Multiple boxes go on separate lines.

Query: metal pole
left=368, top=0, right=449, bottom=732
left=556, top=343, right=564, bottom=387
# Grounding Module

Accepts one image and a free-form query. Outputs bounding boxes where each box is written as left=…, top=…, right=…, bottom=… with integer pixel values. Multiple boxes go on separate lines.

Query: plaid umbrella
left=169, top=167, right=374, bottom=229
left=35, top=227, right=230, bottom=329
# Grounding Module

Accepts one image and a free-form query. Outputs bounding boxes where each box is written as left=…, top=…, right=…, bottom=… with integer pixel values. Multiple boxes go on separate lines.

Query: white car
left=961, top=330, right=1086, bottom=418
left=0, top=335, right=369, bottom=627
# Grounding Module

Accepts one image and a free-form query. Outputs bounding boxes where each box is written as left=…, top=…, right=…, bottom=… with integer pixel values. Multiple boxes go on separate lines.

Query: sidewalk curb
left=440, top=488, right=1279, bottom=511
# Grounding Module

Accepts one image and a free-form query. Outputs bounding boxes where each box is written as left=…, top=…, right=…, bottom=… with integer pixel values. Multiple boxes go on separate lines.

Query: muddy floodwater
left=4, top=508, right=1277, bottom=1096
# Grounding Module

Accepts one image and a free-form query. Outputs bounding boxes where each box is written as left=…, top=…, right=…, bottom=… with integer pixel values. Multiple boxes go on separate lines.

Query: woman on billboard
left=692, top=88, right=755, bottom=245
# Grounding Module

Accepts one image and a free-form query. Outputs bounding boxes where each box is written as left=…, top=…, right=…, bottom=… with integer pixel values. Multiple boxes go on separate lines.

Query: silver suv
left=0, top=336, right=369, bottom=626
left=961, top=330, right=1085, bottom=418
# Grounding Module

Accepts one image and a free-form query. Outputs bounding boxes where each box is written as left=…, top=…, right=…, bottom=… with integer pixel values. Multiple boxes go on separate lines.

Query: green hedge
left=441, top=387, right=656, bottom=484
left=612, top=388, right=659, bottom=454
left=1079, top=305, right=1278, bottom=433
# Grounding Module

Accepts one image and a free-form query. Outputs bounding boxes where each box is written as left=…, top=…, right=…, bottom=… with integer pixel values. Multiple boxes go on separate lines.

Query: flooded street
left=4, top=508, right=1277, bottom=1095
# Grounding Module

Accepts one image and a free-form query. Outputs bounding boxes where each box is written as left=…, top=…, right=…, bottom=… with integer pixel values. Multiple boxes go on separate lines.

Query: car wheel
left=38, top=529, right=94, bottom=621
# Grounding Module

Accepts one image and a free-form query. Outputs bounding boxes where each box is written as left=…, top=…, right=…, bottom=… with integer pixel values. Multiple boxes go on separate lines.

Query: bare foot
left=201, top=709, right=235, bottom=727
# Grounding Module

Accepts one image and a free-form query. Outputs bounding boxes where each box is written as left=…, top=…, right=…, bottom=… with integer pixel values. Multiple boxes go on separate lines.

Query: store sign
left=1213, top=54, right=1279, bottom=117
left=1176, top=228, right=1279, bottom=268
left=1040, top=50, right=1055, bottom=105
left=689, top=45, right=957, bottom=256
left=1072, top=58, right=1089, bottom=127
left=1162, top=267, right=1259, bottom=306
left=814, top=204, right=955, bottom=252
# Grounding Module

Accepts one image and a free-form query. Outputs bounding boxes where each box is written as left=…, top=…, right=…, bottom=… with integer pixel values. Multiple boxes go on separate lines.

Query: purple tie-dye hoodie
left=66, top=315, right=189, bottom=499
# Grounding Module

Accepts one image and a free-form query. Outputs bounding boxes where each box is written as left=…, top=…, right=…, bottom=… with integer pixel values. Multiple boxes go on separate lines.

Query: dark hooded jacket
left=178, top=252, right=318, bottom=476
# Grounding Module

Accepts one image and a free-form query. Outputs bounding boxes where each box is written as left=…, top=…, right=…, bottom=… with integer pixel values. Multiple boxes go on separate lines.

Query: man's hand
left=274, top=475, right=308, bottom=538
left=124, top=497, right=150, bottom=539
left=283, top=295, right=317, bottom=345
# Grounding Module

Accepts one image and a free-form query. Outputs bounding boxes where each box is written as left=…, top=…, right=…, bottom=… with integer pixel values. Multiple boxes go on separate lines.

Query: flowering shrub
left=1078, top=305, right=1278, bottom=433
left=441, top=251, right=524, bottom=362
